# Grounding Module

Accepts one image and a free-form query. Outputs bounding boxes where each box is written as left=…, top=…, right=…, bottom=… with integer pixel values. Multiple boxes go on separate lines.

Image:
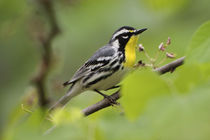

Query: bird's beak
left=134, top=28, right=147, bottom=35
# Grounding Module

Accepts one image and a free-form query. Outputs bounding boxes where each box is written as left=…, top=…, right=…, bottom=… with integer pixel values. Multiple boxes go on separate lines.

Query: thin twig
left=82, top=91, right=121, bottom=116
left=32, top=0, right=60, bottom=107
left=154, top=56, right=185, bottom=74
left=81, top=56, right=185, bottom=116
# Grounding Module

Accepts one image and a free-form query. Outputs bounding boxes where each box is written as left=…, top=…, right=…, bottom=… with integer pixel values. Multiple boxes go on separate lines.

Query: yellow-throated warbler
left=50, top=26, right=147, bottom=110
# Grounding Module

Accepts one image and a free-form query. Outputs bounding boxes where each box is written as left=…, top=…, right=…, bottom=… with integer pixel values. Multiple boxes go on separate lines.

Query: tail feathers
left=63, top=81, right=71, bottom=87
left=49, top=94, right=73, bottom=111
left=49, top=84, right=80, bottom=111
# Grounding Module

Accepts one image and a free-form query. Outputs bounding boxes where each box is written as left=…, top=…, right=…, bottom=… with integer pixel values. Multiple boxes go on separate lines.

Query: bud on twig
left=158, top=42, right=165, bottom=51
left=166, top=52, right=175, bottom=58
left=134, top=60, right=145, bottom=68
left=166, top=37, right=171, bottom=45
left=138, top=44, right=144, bottom=52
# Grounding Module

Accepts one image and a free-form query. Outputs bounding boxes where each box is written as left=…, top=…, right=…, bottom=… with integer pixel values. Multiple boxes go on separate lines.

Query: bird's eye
left=122, top=35, right=128, bottom=39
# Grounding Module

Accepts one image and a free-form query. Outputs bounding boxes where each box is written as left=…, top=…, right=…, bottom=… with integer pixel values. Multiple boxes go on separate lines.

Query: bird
left=49, top=26, right=147, bottom=111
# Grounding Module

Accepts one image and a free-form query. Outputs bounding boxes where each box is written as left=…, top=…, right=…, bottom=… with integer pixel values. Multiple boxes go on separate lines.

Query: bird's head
left=109, top=26, right=147, bottom=49
left=109, top=26, right=147, bottom=67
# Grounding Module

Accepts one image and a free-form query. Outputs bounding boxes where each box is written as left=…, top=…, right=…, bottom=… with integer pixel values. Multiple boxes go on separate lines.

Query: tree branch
left=32, top=0, right=60, bottom=107
left=154, top=56, right=185, bottom=74
left=82, top=56, right=185, bottom=116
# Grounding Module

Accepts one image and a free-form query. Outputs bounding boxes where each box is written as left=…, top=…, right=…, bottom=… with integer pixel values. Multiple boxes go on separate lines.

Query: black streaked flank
left=84, top=64, right=121, bottom=88
left=112, top=65, right=121, bottom=72
left=85, top=73, right=112, bottom=88
left=83, top=55, right=123, bottom=85
left=109, top=59, right=118, bottom=66
left=82, top=72, right=95, bottom=83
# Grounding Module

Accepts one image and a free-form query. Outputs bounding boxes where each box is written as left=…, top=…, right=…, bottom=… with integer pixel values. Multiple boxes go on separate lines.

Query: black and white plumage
left=50, top=26, right=147, bottom=110
left=63, top=45, right=117, bottom=86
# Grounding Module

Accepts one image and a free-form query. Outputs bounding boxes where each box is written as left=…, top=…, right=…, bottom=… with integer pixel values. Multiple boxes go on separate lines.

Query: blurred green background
left=0, top=0, right=210, bottom=139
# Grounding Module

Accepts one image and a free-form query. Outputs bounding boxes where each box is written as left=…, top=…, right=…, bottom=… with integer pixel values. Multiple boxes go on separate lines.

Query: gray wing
left=63, top=45, right=115, bottom=86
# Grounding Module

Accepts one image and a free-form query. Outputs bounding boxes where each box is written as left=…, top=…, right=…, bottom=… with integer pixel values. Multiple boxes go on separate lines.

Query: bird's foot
left=103, top=94, right=119, bottom=106
left=94, top=89, right=119, bottom=106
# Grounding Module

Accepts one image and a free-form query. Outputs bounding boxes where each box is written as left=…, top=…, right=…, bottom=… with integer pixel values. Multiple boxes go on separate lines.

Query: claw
left=94, top=89, right=119, bottom=106
left=103, top=95, right=118, bottom=105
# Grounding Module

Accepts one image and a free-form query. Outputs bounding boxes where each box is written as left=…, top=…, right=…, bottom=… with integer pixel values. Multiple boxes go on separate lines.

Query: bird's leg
left=105, top=85, right=121, bottom=91
left=94, top=89, right=118, bottom=105
left=94, top=89, right=111, bottom=99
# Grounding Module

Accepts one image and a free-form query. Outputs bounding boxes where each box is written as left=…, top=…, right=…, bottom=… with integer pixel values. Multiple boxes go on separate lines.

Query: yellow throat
left=123, top=35, right=139, bottom=67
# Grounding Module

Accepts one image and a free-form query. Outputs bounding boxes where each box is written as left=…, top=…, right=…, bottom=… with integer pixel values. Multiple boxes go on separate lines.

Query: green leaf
left=175, top=21, right=210, bottom=93
left=173, top=64, right=204, bottom=93
left=121, top=70, right=170, bottom=120
left=186, top=21, right=210, bottom=63
left=173, top=63, right=210, bottom=93
left=51, top=107, right=82, bottom=125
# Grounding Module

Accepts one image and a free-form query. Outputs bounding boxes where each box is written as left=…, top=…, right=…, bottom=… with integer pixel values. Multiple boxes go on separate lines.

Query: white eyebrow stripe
left=112, top=29, right=130, bottom=39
